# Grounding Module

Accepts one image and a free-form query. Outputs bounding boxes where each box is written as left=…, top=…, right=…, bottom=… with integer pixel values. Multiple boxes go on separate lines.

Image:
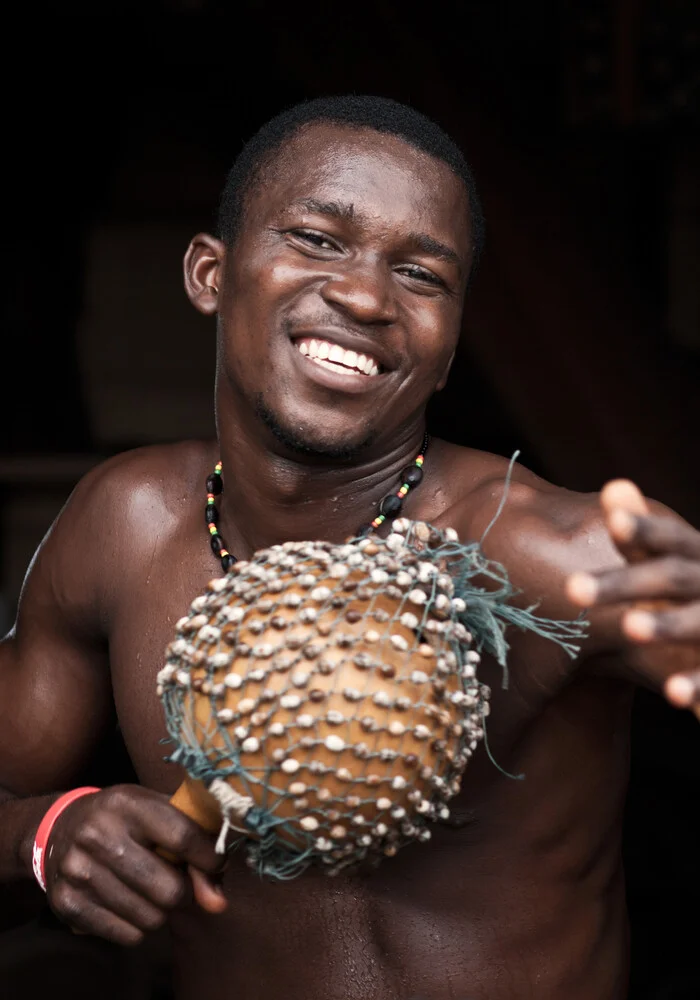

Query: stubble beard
left=254, top=393, right=376, bottom=462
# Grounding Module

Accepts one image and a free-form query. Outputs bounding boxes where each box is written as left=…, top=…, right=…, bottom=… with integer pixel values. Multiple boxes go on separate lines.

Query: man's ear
left=184, top=234, right=225, bottom=315
left=435, top=348, right=456, bottom=391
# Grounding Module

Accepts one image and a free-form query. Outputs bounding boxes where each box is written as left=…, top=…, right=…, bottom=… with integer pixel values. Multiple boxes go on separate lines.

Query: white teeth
left=312, top=357, right=356, bottom=375
left=328, top=344, right=345, bottom=364
left=296, top=338, right=381, bottom=376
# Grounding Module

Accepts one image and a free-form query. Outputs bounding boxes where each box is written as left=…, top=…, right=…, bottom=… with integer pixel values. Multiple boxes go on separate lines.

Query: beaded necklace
left=205, top=433, right=430, bottom=572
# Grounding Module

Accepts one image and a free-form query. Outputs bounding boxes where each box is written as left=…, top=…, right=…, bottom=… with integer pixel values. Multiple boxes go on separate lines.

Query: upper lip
left=289, top=328, right=397, bottom=372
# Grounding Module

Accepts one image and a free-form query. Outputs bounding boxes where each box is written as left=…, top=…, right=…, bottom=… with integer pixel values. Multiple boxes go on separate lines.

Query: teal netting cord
left=401, top=525, right=587, bottom=690
left=442, top=448, right=588, bottom=688
left=480, top=704, right=524, bottom=782
left=479, top=449, right=521, bottom=546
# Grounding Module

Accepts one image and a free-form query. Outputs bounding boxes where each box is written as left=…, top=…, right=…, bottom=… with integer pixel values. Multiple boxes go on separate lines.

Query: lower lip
left=290, top=343, right=384, bottom=394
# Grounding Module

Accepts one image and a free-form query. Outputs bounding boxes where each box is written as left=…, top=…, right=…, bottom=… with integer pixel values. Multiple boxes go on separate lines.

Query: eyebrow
left=292, top=198, right=358, bottom=223
left=406, top=232, right=461, bottom=270
left=289, top=197, right=462, bottom=272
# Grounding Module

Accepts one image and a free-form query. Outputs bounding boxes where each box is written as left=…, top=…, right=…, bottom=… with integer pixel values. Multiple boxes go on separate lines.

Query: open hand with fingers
left=566, top=479, right=700, bottom=719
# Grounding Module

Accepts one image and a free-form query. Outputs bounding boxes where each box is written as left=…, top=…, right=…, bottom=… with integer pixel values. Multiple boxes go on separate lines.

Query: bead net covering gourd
left=159, top=519, right=586, bottom=879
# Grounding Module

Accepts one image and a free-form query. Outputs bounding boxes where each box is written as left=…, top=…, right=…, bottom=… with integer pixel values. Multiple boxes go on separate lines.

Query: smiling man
left=1, top=96, right=699, bottom=1000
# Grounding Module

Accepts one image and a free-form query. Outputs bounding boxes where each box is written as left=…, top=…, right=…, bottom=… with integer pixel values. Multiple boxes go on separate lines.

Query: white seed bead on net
left=209, top=652, right=230, bottom=669
left=280, top=694, right=302, bottom=709
left=219, top=605, right=245, bottom=623
left=408, top=589, right=427, bottom=605
left=390, top=634, right=409, bottom=651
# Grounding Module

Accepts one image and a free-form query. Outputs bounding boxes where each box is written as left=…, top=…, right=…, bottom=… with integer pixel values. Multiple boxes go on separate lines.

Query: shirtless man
left=1, top=96, right=698, bottom=1000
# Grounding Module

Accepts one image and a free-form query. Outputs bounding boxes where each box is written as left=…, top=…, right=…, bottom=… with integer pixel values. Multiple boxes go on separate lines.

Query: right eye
left=287, top=229, right=340, bottom=252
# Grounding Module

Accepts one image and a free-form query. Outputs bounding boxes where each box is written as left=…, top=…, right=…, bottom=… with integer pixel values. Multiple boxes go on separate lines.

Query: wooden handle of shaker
left=158, top=777, right=222, bottom=862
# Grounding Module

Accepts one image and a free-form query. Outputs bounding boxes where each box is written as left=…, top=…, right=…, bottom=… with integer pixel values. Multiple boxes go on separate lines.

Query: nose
left=320, top=258, right=397, bottom=326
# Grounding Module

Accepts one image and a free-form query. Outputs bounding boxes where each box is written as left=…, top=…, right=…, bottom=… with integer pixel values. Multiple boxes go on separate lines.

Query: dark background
left=1, top=3, right=699, bottom=997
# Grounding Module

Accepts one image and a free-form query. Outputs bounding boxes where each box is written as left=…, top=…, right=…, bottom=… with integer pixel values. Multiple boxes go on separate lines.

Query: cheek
left=408, top=306, right=459, bottom=373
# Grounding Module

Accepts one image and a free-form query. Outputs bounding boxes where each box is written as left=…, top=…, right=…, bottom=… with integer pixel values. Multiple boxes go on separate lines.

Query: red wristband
left=31, top=787, right=100, bottom=891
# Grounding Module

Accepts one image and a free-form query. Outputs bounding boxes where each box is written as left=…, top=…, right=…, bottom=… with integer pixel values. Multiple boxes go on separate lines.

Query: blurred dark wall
left=1, top=4, right=698, bottom=998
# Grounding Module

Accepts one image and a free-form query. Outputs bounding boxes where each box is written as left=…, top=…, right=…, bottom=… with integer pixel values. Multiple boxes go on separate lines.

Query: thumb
left=188, top=864, right=228, bottom=915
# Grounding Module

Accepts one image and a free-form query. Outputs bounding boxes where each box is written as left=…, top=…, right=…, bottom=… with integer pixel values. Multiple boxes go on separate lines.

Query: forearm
left=0, top=785, right=61, bottom=882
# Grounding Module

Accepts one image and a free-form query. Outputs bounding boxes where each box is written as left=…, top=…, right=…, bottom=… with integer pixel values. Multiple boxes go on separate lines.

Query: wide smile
left=296, top=336, right=382, bottom=377
left=289, top=334, right=389, bottom=394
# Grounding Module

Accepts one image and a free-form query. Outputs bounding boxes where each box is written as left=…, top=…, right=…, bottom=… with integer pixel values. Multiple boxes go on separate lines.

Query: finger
left=101, top=786, right=221, bottom=873
left=129, top=803, right=223, bottom=875
left=567, top=558, right=700, bottom=607
left=83, top=832, right=189, bottom=911
left=188, top=864, right=228, bottom=915
left=616, top=514, right=700, bottom=561
left=60, top=849, right=168, bottom=933
left=622, top=601, right=700, bottom=643
left=600, top=479, right=650, bottom=563
left=51, top=883, right=145, bottom=947
left=664, top=673, right=700, bottom=721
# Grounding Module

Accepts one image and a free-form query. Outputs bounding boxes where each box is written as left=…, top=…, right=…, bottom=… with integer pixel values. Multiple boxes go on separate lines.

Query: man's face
left=216, top=123, right=473, bottom=457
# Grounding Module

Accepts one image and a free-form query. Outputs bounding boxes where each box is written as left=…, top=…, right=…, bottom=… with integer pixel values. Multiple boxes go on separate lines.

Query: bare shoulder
left=433, top=443, right=621, bottom=621
left=15, top=441, right=216, bottom=633
left=58, top=440, right=215, bottom=540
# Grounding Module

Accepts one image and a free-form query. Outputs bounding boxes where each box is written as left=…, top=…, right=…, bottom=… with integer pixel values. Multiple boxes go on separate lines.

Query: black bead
left=205, top=504, right=219, bottom=524
left=221, top=553, right=237, bottom=571
left=356, top=523, right=373, bottom=537
left=206, top=473, right=223, bottom=496
left=210, top=534, right=224, bottom=556
left=402, top=465, right=424, bottom=487
left=380, top=493, right=403, bottom=517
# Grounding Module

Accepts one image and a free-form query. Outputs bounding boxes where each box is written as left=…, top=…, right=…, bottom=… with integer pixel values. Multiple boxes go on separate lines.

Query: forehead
left=250, top=123, right=472, bottom=257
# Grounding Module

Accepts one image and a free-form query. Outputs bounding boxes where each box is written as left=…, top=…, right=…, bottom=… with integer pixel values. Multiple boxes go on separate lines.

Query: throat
left=205, top=435, right=429, bottom=567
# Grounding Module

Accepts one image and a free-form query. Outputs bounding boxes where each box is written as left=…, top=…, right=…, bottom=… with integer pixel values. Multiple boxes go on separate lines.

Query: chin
left=255, top=396, right=374, bottom=460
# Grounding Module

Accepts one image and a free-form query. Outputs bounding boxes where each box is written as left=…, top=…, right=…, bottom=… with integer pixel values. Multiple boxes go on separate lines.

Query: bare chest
left=107, top=537, right=223, bottom=791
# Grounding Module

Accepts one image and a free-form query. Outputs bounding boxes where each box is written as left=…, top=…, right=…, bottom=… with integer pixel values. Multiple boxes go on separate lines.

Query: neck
left=215, top=420, right=428, bottom=559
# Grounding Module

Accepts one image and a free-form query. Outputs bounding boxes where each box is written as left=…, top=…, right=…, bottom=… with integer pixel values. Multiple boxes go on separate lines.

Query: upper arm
left=0, top=462, right=120, bottom=795
left=451, top=475, right=628, bottom=657
left=459, top=475, right=686, bottom=692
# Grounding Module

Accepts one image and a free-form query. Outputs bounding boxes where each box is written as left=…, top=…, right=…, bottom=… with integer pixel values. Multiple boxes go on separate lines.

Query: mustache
left=281, top=313, right=365, bottom=339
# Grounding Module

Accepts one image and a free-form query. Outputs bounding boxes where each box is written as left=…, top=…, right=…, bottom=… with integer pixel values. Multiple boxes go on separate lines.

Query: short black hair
left=217, top=95, right=485, bottom=272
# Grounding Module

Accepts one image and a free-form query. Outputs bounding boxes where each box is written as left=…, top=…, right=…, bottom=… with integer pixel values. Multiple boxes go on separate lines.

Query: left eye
left=397, top=264, right=444, bottom=287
